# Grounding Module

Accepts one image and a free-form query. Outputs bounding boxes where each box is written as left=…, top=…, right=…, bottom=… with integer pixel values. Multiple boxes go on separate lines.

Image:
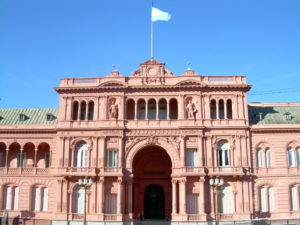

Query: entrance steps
left=128, top=220, right=171, bottom=225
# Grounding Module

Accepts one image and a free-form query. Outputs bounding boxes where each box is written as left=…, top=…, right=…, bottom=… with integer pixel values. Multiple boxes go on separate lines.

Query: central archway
left=132, top=145, right=172, bottom=219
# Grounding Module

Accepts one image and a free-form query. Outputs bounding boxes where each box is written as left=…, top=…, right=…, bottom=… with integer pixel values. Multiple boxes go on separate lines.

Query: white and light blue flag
left=151, top=7, right=171, bottom=22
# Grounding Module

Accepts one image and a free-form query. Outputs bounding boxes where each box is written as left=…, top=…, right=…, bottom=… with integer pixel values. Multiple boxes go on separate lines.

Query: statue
left=186, top=100, right=197, bottom=119
left=109, top=100, right=118, bottom=119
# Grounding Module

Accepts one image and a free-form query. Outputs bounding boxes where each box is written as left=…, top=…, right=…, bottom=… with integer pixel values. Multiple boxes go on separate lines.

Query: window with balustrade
left=32, top=186, right=48, bottom=211
left=219, top=185, right=234, bottom=214
left=3, top=185, right=19, bottom=210
left=107, top=149, right=118, bottom=167
left=74, top=141, right=88, bottom=167
left=73, top=186, right=85, bottom=214
left=217, top=140, right=230, bottom=166
left=186, top=149, right=198, bottom=167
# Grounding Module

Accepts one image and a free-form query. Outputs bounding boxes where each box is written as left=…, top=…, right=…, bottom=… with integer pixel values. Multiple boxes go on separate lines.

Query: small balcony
left=184, top=166, right=206, bottom=175
left=103, top=167, right=122, bottom=176
left=58, top=167, right=97, bottom=176
left=207, top=166, right=246, bottom=176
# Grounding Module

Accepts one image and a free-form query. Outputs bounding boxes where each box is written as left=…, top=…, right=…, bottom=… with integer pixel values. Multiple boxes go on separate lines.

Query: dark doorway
left=144, top=184, right=165, bottom=219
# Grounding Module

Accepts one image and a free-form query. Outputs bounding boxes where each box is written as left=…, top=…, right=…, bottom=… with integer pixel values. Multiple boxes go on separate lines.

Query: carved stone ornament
left=108, top=98, right=119, bottom=119
left=185, top=97, right=197, bottom=119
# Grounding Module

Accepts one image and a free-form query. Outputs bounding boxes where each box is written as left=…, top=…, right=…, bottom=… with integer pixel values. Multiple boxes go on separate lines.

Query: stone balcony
left=207, top=166, right=247, bottom=176
left=57, top=167, right=98, bottom=177
left=0, top=167, right=50, bottom=176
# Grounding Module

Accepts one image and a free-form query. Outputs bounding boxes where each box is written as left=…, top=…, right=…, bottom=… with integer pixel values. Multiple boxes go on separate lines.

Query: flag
left=151, top=7, right=171, bottom=22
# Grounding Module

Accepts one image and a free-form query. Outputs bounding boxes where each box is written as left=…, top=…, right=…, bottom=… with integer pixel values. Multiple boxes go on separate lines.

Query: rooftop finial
left=187, top=62, right=191, bottom=70
left=112, top=64, right=116, bottom=71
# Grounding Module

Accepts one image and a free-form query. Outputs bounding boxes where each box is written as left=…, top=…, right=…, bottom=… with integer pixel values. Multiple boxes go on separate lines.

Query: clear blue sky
left=1, top=0, right=300, bottom=109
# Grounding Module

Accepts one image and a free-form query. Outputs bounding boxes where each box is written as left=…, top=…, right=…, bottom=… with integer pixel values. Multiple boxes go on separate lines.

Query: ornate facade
left=0, top=59, right=300, bottom=224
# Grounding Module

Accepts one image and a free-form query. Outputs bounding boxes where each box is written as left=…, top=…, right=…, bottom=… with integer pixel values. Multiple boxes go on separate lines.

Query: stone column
left=172, top=179, right=177, bottom=214
left=167, top=101, right=170, bottom=120
left=224, top=101, right=227, bottom=119
left=99, top=137, right=106, bottom=168
left=134, top=101, right=138, bottom=120
left=5, top=148, right=9, bottom=170
left=95, top=97, right=100, bottom=120
left=98, top=178, right=104, bottom=214
left=145, top=101, right=148, bottom=120
left=118, top=137, right=123, bottom=168
left=180, top=178, right=187, bottom=215
left=216, top=100, right=219, bottom=119
left=20, top=148, right=23, bottom=168
left=156, top=102, right=159, bottom=120
left=78, top=102, right=81, bottom=120
left=199, top=177, right=205, bottom=214
left=127, top=178, right=133, bottom=214
left=117, top=178, right=123, bottom=214
left=198, top=136, right=203, bottom=166
left=85, top=102, right=89, bottom=120
left=180, top=136, right=185, bottom=167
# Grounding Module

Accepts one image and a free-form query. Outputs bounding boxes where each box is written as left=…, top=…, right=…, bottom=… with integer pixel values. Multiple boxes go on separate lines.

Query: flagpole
left=151, top=1, right=154, bottom=59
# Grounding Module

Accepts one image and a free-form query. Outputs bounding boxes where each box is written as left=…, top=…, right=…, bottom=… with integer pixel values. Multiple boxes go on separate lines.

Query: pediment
left=100, top=81, right=124, bottom=87
left=131, top=58, right=173, bottom=77
left=176, top=79, right=202, bottom=86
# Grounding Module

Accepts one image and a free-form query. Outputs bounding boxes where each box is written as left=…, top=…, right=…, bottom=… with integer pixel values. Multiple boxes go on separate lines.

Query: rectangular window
left=266, top=150, right=271, bottom=168
left=288, top=150, right=296, bottom=167
left=0, top=152, right=3, bottom=167
left=260, top=187, right=267, bottom=212
left=5, top=186, right=11, bottom=210
left=107, top=149, right=118, bottom=167
left=34, top=187, right=41, bottom=211
left=17, top=153, right=27, bottom=168
left=42, top=188, right=48, bottom=211
left=13, top=187, right=19, bottom=210
left=186, top=149, right=198, bottom=167
left=187, top=194, right=198, bottom=214
left=257, top=150, right=263, bottom=167
left=291, top=186, right=298, bottom=211
left=45, top=153, right=50, bottom=168
left=268, top=187, right=274, bottom=212
left=297, top=150, right=300, bottom=166
left=105, top=194, right=117, bottom=214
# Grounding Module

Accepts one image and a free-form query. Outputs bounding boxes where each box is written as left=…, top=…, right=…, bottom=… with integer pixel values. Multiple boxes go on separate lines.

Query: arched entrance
left=132, top=145, right=172, bottom=219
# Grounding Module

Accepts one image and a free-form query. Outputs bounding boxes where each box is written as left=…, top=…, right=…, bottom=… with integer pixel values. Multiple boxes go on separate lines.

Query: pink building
left=0, top=59, right=300, bottom=224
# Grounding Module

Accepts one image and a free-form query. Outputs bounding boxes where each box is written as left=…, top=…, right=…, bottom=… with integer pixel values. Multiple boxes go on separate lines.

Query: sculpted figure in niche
left=109, top=100, right=119, bottom=119
left=186, top=99, right=197, bottom=119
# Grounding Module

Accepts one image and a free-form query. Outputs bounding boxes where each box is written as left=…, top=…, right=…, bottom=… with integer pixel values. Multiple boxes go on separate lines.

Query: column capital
left=181, top=178, right=187, bottom=183
left=199, top=177, right=205, bottom=183
left=171, top=179, right=178, bottom=184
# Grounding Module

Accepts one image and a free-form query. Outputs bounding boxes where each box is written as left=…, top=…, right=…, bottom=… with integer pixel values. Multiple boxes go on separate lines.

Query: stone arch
left=125, top=137, right=180, bottom=170
left=286, top=140, right=300, bottom=149
left=255, top=141, right=272, bottom=151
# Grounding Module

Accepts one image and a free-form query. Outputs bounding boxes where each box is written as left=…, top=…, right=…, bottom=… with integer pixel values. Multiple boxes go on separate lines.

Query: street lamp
left=209, top=177, right=224, bottom=225
left=78, top=177, right=93, bottom=225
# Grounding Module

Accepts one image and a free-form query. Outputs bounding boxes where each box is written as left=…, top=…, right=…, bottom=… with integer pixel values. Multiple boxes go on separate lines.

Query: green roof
left=249, top=105, right=300, bottom=125
left=0, top=108, right=58, bottom=125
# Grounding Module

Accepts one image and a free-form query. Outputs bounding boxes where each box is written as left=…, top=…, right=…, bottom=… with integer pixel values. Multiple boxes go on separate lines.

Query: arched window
left=158, top=99, right=167, bottom=120
left=88, top=101, right=94, bottom=120
left=4, top=185, right=19, bottom=210
left=219, top=185, right=234, bottom=214
left=266, top=148, right=271, bottom=168
left=219, top=100, right=225, bottom=119
left=257, top=149, right=263, bottom=168
left=259, top=186, right=274, bottom=212
left=73, top=186, right=85, bottom=214
left=75, top=142, right=88, bottom=167
left=210, top=100, right=217, bottom=119
left=126, top=99, right=135, bottom=120
left=217, top=141, right=230, bottom=166
left=72, top=101, right=79, bottom=120
left=226, top=99, right=233, bottom=119
left=169, top=98, right=178, bottom=120
left=288, top=147, right=300, bottom=167
left=137, top=99, right=146, bottom=120
left=33, top=186, right=48, bottom=211
left=148, top=99, right=156, bottom=120
left=290, top=185, right=300, bottom=211
left=80, top=101, right=86, bottom=120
